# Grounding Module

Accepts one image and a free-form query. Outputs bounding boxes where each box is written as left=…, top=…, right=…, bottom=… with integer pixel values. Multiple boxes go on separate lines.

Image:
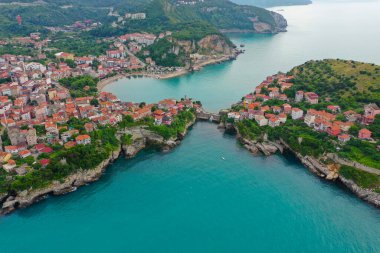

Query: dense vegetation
left=232, top=0, right=311, bottom=8
left=49, top=34, right=111, bottom=57
left=0, top=121, right=119, bottom=193
left=137, top=38, right=187, bottom=67
left=0, top=0, right=283, bottom=38
left=287, top=59, right=380, bottom=110
left=59, top=75, right=98, bottom=97
left=234, top=59, right=380, bottom=173
left=237, top=119, right=335, bottom=157
left=149, top=109, right=195, bottom=139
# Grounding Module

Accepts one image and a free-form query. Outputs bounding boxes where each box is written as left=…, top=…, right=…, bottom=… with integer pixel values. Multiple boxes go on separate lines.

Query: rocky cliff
left=1, top=146, right=122, bottom=215
left=122, top=119, right=195, bottom=158
left=197, top=35, right=235, bottom=55
left=232, top=126, right=380, bottom=208
left=0, top=119, right=196, bottom=216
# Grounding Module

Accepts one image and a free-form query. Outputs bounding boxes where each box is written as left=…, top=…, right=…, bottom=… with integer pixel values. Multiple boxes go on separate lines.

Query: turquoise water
left=105, top=0, right=380, bottom=111
left=2, top=1, right=380, bottom=252
left=1, top=122, right=380, bottom=252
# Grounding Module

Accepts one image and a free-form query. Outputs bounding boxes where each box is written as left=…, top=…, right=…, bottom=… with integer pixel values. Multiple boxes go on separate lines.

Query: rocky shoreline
left=0, top=119, right=196, bottom=216
left=229, top=125, right=380, bottom=209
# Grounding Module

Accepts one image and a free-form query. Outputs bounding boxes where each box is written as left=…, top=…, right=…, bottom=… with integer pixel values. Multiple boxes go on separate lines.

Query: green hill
left=231, top=0, right=311, bottom=8
left=287, top=59, right=380, bottom=110
left=0, top=0, right=287, bottom=38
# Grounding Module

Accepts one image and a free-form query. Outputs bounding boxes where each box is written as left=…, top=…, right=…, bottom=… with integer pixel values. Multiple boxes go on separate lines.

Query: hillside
left=288, top=59, right=380, bottom=110
left=227, top=59, right=380, bottom=197
left=231, top=0, right=311, bottom=8
left=0, top=0, right=287, bottom=38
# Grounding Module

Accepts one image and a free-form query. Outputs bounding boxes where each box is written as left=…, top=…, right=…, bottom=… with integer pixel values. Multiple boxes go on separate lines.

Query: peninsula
left=222, top=59, right=380, bottom=207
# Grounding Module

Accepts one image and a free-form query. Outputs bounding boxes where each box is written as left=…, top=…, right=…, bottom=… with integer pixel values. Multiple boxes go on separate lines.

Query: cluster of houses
left=0, top=51, right=197, bottom=175
left=0, top=29, right=179, bottom=84
left=228, top=73, right=379, bottom=143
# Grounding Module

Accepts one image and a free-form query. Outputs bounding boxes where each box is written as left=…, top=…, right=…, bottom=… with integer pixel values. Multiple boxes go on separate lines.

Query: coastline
left=0, top=118, right=196, bottom=216
left=232, top=127, right=380, bottom=209
left=97, top=53, right=238, bottom=91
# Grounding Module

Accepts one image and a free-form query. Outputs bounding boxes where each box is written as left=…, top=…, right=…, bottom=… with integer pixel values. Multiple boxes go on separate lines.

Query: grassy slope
left=289, top=59, right=380, bottom=110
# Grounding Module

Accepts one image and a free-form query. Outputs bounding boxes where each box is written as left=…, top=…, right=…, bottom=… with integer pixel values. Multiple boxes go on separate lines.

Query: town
left=0, top=44, right=200, bottom=176
left=227, top=73, right=379, bottom=145
left=0, top=29, right=187, bottom=83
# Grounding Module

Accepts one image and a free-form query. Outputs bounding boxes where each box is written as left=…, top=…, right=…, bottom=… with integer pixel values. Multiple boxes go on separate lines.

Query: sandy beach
left=97, top=53, right=238, bottom=91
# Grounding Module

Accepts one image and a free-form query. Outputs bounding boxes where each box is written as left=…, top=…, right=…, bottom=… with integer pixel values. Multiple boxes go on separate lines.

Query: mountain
left=231, top=0, right=312, bottom=8
left=0, top=0, right=287, bottom=37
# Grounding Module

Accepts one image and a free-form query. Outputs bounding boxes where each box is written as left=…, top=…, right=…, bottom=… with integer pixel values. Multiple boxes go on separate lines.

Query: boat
left=221, top=157, right=225, bottom=160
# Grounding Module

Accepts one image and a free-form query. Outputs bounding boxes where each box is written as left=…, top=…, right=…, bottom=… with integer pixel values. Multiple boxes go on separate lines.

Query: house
left=295, top=91, right=304, bottom=102
left=304, top=110, right=317, bottom=126
left=3, top=159, right=17, bottom=172
left=18, top=149, right=31, bottom=158
left=291, top=108, right=303, bottom=120
left=327, top=105, right=341, bottom=114
left=272, top=106, right=282, bottom=114
left=268, top=117, right=280, bottom=128
left=84, top=123, right=94, bottom=133
left=40, top=158, right=50, bottom=167
left=362, top=104, right=379, bottom=124
left=338, top=134, right=351, bottom=143
left=364, top=103, right=380, bottom=117
left=0, top=152, right=12, bottom=163
left=154, top=115, right=163, bottom=125
left=162, top=116, right=172, bottom=125
left=55, top=52, right=74, bottom=60
left=64, top=141, right=77, bottom=149
left=227, top=112, right=241, bottom=122
left=76, top=135, right=91, bottom=145
left=283, top=104, right=292, bottom=114
left=344, top=110, right=362, bottom=122
left=278, top=114, right=287, bottom=124
left=304, top=92, right=319, bottom=104
left=45, top=122, right=58, bottom=134
left=4, top=146, right=18, bottom=154
left=158, top=99, right=176, bottom=110
left=327, top=125, right=341, bottom=136
left=358, top=129, right=372, bottom=140
left=255, top=115, right=268, bottom=126
left=40, top=147, right=53, bottom=154
left=106, top=50, right=126, bottom=58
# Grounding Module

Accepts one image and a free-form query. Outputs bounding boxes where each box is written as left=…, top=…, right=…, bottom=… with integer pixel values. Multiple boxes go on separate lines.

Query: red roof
left=40, top=159, right=50, bottom=166
left=40, top=147, right=53, bottom=154
left=359, top=129, right=372, bottom=134
left=35, top=143, right=46, bottom=151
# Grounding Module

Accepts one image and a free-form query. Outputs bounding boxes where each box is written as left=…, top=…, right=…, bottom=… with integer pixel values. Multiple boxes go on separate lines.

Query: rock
left=2, top=200, right=17, bottom=213
left=217, top=122, right=226, bottom=129
left=339, top=176, right=380, bottom=208
left=326, top=171, right=339, bottom=180
left=244, top=144, right=259, bottom=154
left=197, top=35, right=234, bottom=55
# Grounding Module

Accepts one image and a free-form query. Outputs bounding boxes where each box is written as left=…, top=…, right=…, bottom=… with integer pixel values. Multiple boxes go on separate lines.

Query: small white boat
left=221, top=157, right=226, bottom=160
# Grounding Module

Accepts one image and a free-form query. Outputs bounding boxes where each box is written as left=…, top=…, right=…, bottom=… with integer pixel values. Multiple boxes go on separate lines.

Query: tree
left=90, top=98, right=99, bottom=107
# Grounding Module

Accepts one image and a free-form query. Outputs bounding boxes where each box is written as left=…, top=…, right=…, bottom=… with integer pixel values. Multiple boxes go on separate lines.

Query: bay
left=1, top=1, right=380, bottom=252
left=104, top=0, right=380, bottom=111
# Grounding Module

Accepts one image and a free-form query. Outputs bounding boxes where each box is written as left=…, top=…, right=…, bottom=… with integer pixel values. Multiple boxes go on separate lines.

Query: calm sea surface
left=105, top=0, right=380, bottom=111
left=1, top=1, right=380, bottom=252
